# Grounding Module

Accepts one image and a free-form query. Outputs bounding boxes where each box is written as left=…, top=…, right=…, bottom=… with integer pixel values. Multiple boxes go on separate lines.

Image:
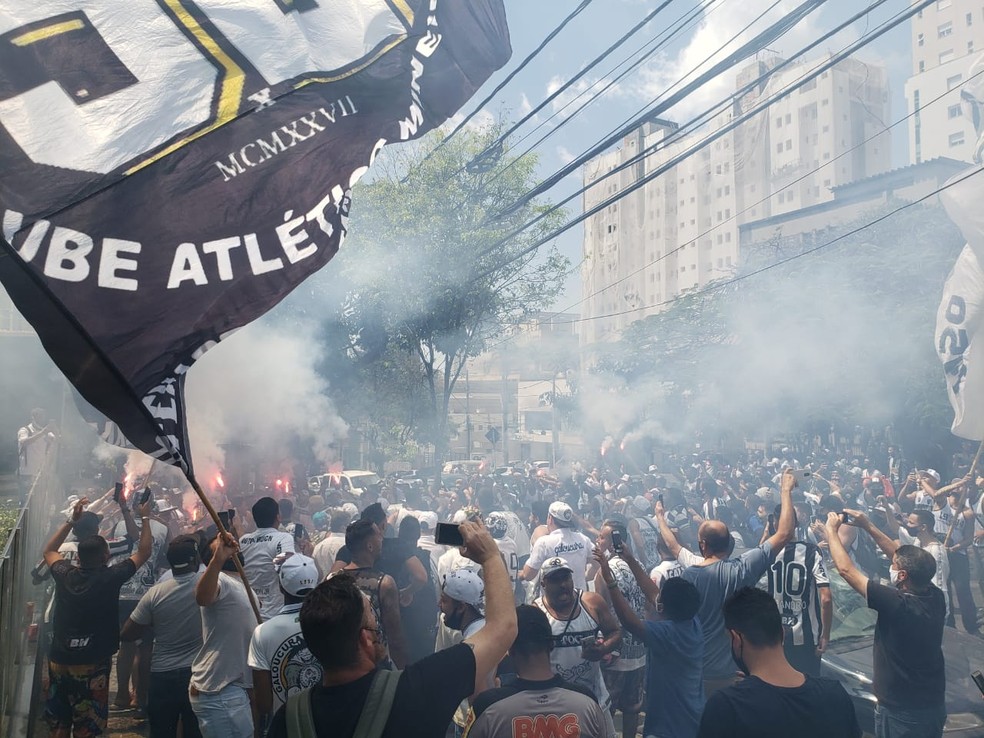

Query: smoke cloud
left=184, top=320, right=348, bottom=484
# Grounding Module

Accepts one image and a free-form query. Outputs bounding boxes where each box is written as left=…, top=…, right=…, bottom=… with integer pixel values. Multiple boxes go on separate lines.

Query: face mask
left=444, top=607, right=465, bottom=631
left=904, top=525, right=920, bottom=536
left=730, top=633, right=750, bottom=676
left=889, top=568, right=901, bottom=586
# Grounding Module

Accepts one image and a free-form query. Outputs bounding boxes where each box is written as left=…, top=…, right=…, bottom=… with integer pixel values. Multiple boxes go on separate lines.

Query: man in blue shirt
left=594, top=545, right=704, bottom=738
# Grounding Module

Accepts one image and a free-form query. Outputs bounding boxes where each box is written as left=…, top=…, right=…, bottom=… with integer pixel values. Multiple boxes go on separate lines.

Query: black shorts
left=603, top=667, right=645, bottom=712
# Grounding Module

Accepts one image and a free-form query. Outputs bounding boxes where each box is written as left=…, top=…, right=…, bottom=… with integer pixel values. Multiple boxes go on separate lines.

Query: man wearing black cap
left=464, top=605, right=612, bottom=738
left=122, top=535, right=205, bottom=738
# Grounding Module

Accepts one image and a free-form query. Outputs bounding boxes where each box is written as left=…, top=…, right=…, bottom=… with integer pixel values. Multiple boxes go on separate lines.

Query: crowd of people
left=36, top=441, right=983, bottom=738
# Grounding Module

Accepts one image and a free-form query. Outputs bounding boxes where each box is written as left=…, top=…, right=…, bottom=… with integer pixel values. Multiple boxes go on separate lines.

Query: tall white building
left=905, top=1, right=983, bottom=164
left=581, top=54, right=891, bottom=346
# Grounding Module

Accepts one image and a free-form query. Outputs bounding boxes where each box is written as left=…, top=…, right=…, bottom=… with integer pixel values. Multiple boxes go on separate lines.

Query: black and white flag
left=0, top=0, right=510, bottom=475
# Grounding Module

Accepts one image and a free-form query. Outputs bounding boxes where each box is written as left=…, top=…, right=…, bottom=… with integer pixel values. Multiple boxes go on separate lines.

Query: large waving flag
left=0, top=0, right=510, bottom=475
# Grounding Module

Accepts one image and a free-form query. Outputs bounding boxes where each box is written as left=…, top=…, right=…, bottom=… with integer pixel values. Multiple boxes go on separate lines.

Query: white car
left=307, top=470, right=381, bottom=497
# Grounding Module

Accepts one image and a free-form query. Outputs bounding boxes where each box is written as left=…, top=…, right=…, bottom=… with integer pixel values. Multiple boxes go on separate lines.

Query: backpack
left=286, top=669, right=402, bottom=738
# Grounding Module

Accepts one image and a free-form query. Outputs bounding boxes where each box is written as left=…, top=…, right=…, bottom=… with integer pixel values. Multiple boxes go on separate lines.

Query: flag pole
left=186, top=473, right=263, bottom=623
left=942, top=441, right=984, bottom=548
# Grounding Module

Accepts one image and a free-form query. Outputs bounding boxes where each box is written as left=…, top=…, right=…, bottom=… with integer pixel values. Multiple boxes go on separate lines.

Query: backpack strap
left=285, top=670, right=403, bottom=738
left=352, top=669, right=402, bottom=738
left=286, top=688, right=317, bottom=738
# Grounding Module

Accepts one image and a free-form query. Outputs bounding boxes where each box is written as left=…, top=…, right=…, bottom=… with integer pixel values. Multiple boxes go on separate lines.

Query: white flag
left=936, top=245, right=984, bottom=440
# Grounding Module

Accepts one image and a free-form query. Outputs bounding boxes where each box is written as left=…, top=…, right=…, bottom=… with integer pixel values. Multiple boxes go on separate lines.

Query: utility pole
left=551, top=374, right=559, bottom=467
left=465, top=369, right=471, bottom=461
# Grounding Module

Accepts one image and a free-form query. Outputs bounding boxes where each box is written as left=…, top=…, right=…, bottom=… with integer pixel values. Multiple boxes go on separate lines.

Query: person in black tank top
left=339, top=520, right=408, bottom=668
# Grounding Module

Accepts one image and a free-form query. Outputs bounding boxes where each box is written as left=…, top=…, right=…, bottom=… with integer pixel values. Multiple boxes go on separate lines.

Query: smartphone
left=139, top=486, right=153, bottom=506
left=973, top=671, right=984, bottom=697
left=113, top=482, right=123, bottom=504
left=291, top=522, right=307, bottom=541
left=792, top=469, right=812, bottom=485
left=840, top=512, right=853, bottom=525
left=611, top=529, right=624, bottom=554
left=658, top=493, right=664, bottom=506
left=767, top=513, right=776, bottom=534
left=217, top=509, right=233, bottom=530
left=435, top=522, right=464, bottom=546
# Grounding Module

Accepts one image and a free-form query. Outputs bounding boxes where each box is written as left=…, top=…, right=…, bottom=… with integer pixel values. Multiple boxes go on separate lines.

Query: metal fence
left=0, top=452, right=60, bottom=738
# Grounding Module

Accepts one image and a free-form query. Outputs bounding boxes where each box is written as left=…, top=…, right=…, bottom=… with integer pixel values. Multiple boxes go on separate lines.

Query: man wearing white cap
left=441, top=567, right=491, bottom=735
left=249, top=553, right=323, bottom=730
left=534, top=557, right=620, bottom=738
left=521, top=502, right=593, bottom=592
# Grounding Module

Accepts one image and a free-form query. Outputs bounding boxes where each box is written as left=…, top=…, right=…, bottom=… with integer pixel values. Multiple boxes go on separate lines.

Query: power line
left=491, top=0, right=827, bottom=220
left=544, top=164, right=984, bottom=327
left=484, top=0, right=729, bottom=191
left=469, top=0, right=925, bottom=282
left=464, top=0, right=680, bottom=172
left=540, top=70, right=983, bottom=326
left=409, top=0, right=595, bottom=177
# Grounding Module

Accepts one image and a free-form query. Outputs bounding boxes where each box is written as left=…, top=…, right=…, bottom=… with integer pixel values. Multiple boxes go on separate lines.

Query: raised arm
left=459, top=521, right=519, bottom=691
left=593, top=548, right=649, bottom=642
left=824, top=512, right=868, bottom=596
left=843, top=509, right=899, bottom=559
left=129, top=500, right=154, bottom=570
left=653, top=501, right=683, bottom=559
left=196, top=532, right=237, bottom=606
left=43, top=497, right=88, bottom=567
left=763, top=470, right=796, bottom=555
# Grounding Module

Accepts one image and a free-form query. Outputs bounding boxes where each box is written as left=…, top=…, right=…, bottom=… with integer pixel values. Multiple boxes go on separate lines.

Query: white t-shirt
left=247, top=602, right=323, bottom=712
left=650, top=559, right=685, bottom=590
left=239, top=527, right=295, bottom=620
left=17, top=422, right=50, bottom=477
left=312, top=533, right=345, bottom=577
left=527, top=528, right=593, bottom=591
left=500, top=511, right=531, bottom=558
left=494, top=536, right=521, bottom=594
left=112, top=518, right=169, bottom=601
left=130, top=571, right=203, bottom=672
left=191, top=572, right=255, bottom=693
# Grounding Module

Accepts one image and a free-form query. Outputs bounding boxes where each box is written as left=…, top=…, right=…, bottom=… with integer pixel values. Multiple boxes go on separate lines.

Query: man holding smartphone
left=824, top=511, right=946, bottom=737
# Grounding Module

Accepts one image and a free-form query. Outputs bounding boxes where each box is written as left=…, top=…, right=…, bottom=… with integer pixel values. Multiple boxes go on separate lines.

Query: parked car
left=821, top=571, right=984, bottom=735
left=307, top=470, right=381, bottom=498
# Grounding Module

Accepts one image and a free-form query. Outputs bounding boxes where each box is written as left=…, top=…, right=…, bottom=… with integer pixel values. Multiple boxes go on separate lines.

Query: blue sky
left=445, top=0, right=915, bottom=305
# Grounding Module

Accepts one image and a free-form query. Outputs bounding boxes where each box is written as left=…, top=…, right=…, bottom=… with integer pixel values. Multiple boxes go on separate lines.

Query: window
left=940, top=49, right=955, bottom=64
left=948, top=74, right=963, bottom=90
left=778, top=192, right=785, bottom=203
left=936, top=0, right=950, bottom=8
left=776, top=143, right=783, bottom=154
left=917, top=32, right=925, bottom=47
left=726, top=256, right=733, bottom=266
left=725, top=232, right=732, bottom=243
left=785, top=113, right=792, bottom=124
left=950, top=132, right=966, bottom=147
left=938, top=21, right=952, bottom=38
left=968, top=12, right=973, bottom=26
left=776, top=116, right=782, bottom=128
left=785, top=139, right=793, bottom=151
left=919, top=61, right=925, bottom=73
left=949, top=103, right=963, bottom=119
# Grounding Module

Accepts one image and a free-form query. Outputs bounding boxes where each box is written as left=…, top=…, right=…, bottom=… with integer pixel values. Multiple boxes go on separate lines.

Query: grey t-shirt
left=130, top=571, right=203, bottom=672
left=681, top=542, right=773, bottom=680
left=191, top=572, right=255, bottom=692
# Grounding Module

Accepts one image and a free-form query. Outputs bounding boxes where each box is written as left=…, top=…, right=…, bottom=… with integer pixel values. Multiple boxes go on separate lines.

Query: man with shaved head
left=655, top=470, right=796, bottom=696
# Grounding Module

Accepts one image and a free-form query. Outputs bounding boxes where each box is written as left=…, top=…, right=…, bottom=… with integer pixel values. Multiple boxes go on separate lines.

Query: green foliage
left=322, top=123, right=571, bottom=467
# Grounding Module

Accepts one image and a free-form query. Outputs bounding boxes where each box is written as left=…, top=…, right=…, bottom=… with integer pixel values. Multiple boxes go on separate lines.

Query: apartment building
left=906, top=1, right=983, bottom=164
left=581, top=54, right=891, bottom=346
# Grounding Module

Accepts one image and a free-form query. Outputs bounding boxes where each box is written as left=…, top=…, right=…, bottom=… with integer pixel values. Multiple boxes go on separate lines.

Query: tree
left=330, top=122, right=569, bottom=475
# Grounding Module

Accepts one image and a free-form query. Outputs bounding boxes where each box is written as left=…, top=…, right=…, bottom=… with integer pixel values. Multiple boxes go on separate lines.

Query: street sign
left=485, top=427, right=501, bottom=445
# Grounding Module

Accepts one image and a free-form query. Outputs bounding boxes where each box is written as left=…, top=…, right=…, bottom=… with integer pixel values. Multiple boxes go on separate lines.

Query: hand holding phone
left=611, top=529, right=624, bottom=554
left=435, top=522, right=464, bottom=546
left=113, top=482, right=123, bottom=505
left=139, top=486, right=153, bottom=506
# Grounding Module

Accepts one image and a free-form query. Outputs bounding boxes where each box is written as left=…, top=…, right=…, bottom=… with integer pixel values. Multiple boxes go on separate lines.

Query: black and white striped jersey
left=758, top=541, right=829, bottom=647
